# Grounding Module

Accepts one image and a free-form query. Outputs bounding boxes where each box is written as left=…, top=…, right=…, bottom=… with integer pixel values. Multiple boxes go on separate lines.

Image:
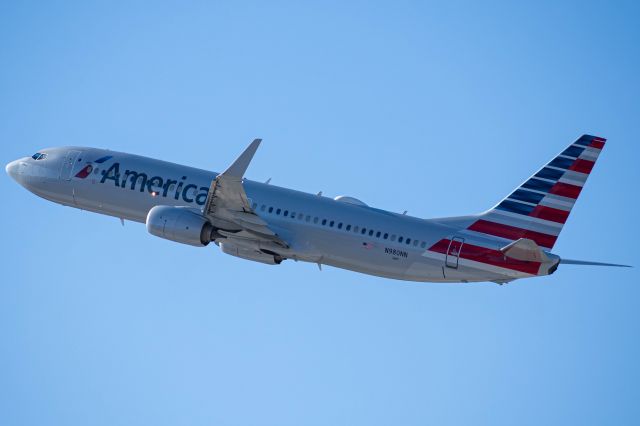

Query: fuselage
left=6, top=146, right=557, bottom=283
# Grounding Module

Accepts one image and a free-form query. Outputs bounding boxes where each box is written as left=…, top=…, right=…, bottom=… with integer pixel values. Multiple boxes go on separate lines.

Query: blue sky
left=1, top=1, right=639, bottom=425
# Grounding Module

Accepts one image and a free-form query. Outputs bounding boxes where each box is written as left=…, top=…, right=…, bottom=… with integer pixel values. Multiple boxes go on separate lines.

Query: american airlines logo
left=99, top=162, right=210, bottom=205
left=75, top=155, right=113, bottom=178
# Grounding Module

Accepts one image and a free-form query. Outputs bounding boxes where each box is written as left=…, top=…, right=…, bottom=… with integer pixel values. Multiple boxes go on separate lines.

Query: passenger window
left=314, top=217, right=319, bottom=224
left=283, top=210, right=288, bottom=217
left=290, top=211, right=295, bottom=218
left=368, top=230, right=374, bottom=236
left=298, top=213, right=303, bottom=220
left=361, top=228, right=366, bottom=235
left=322, top=219, right=327, bottom=225
left=413, top=240, right=419, bottom=247
left=421, top=241, right=426, bottom=248
left=338, top=223, right=343, bottom=229
left=306, top=215, right=311, bottom=222
left=383, top=233, right=388, bottom=239
left=391, top=235, right=396, bottom=241
left=399, top=236, right=404, bottom=243
left=276, top=208, right=281, bottom=215
left=406, top=238, right=411, bottom=245
left=261, top=205, right=266, bottom=211
left=268, top=207, right=274, bottom=213
left=252, top=202, right=257, bottom=209
left=346, top=224, right=352, bottom=231
left=354, top=226, right=359, bottom=233
left=329, top=220, right=334, bottom=227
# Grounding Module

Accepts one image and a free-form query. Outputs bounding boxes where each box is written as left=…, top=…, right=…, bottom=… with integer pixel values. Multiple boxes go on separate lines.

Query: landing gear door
left=445, top=237, right=464, bottom=269
left=59, top=150, right=82, bottom=181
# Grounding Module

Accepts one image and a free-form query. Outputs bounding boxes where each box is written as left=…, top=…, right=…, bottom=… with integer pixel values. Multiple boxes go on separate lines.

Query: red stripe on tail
left=529, top=205, right=570, bottom=224
left=569, top=159, right=595, bottom=174
left=590, top=138, right=606, bottom=149
left=549, top=182, right=582, bottom=199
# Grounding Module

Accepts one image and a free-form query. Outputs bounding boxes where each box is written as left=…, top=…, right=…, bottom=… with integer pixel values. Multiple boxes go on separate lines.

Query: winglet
left=222, top=138, right=262, bottom=178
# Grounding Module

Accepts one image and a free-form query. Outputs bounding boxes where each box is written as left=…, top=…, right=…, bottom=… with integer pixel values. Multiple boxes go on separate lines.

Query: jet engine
left=146, top=205, right=214, bottom=247
left=220, top=242, right=283, bottom=265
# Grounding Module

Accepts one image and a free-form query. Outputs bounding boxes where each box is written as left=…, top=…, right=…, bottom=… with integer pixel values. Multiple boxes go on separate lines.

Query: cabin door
left=59, top=150, right=82, bottom=181
left=445, top=237, right=465, bottom=269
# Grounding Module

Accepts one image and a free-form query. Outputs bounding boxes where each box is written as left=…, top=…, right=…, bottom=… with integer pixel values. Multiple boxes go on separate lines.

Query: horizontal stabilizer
left=560, top=259, right=631, bottom=268
left=500, top=238, right=550, bottom=262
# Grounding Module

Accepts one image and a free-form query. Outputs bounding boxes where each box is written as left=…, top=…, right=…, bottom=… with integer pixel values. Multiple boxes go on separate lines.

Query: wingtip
left=221, top=138, right=263, bottom=178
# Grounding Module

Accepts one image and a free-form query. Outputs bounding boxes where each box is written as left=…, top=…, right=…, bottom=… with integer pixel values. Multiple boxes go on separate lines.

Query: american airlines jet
left=6, top=135, right=629, bottom=284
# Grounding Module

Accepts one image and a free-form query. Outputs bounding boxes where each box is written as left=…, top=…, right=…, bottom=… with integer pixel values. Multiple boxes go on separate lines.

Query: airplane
left=6, top=134, right=630, bottom=284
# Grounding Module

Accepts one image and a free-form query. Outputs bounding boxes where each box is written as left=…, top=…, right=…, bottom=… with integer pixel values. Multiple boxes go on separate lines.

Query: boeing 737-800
left=6, top=135, right=629, bottom=284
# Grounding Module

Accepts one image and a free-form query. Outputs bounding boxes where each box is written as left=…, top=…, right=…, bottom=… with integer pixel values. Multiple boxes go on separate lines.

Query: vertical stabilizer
left=466, top=135, right=606, bottom=250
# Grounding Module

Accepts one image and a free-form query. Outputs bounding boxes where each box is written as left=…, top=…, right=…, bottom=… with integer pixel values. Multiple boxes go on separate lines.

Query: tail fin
left=466, top=134, right=606, bottom=250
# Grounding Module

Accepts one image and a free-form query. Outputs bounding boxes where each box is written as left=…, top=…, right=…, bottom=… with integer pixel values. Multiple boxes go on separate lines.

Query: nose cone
left=6, top=160, right=20, bottom=182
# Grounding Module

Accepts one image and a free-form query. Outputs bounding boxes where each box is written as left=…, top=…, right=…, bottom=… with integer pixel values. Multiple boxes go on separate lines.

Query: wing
left=202, top=139, right=289, bottom=249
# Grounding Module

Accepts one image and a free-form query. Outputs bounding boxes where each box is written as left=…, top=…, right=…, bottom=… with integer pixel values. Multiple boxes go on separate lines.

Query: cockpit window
left=31, top=153, right=48, bottom=160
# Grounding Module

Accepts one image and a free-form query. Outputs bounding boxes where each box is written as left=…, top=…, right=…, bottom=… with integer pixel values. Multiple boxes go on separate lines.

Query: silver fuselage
left=7, top=146, right=551, bottom=283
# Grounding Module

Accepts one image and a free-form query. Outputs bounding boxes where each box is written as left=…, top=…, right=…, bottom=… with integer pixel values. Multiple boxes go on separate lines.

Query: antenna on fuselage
left=317, top=191, right=323, bottom=196
left=265, top=178, right=271, bottom=184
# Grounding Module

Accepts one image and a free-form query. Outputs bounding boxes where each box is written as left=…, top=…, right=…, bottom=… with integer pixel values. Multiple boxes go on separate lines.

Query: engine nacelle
left=146, top=205, right=213, bottom=247
left=220, top=242, right=283, bottom=265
